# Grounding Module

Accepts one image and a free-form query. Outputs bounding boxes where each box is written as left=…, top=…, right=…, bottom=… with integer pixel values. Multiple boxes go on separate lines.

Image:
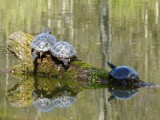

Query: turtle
left=107, top=62, right=139, bottom=85
left=31, top=29, right=57, bottom=60
left=108, top=88, right=138, bottom=101
left=50, top=41, right=77, bottom=65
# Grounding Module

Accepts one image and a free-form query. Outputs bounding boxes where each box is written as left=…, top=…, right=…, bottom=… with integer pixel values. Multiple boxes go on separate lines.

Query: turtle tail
left=44, top=28, right=52, bottom=34
left=107, top=61, right=116, bottom=69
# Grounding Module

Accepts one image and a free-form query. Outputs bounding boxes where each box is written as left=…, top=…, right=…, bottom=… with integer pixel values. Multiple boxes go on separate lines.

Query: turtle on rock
left=50, top=41, right=77, bottom=66
left=107, top=62, right=140, bottom=86
left=31, top=29, right=57, bottom=61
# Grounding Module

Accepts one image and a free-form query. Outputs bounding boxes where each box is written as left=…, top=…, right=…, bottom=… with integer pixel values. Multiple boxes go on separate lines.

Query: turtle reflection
left=52, top=95, right=76, bottom=108
left=32, top=98, right=55, bottom=112
left=108, top=87, right=138, bottom=101
left=32, top=90, right=76, bottom=112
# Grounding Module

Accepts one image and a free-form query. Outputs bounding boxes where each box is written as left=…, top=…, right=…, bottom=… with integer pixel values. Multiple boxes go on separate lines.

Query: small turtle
left=108, top=88, right=138, bottom=101
left=107, top=62, right=139, bottom=85
left=50, top=41, right=77, bottom=65
left=31, top=30, right=57, bottom=60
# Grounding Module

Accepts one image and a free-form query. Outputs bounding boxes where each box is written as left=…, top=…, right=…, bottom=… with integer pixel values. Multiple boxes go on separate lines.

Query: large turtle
left=31, top=29, right=57, bottom=60
left=50, top=41, right=77, bottom=65
left=107, top=62, right=139, bottom=85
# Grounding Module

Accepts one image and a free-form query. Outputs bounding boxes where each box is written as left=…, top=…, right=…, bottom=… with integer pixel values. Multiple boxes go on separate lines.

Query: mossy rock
left=7, top=31, right=109, bottom=83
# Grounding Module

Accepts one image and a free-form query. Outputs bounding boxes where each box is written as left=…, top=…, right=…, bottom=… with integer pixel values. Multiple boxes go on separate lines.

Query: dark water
left=1, top=0, right=160, bottom=120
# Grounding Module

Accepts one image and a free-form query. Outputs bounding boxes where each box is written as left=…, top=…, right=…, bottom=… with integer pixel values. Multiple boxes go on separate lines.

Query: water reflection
left=7, top=79, right=34, bottom=108
left=7, top=74, right=155, bottom=112
left=108, top=87, right=138, bottom=101
left=7, top=75, right=79, bottom=109
left=32, top=76, right=77, bottom=112
left=6, top=73, right=160, bottom=120
left=33, top=97, right=55, bottom=112
left=32, top=90, right=76, bottom=112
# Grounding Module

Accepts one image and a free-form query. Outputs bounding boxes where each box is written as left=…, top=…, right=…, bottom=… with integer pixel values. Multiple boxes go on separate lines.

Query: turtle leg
left=32, top=49, right=39, bottom=74
left=62, top=59, right=69, bottom=66
left=62, top=59, right=70, bottom=70
left=40, top=52, right=43, bottom=62
left=72, top=56, right=80, bottom=61
left=121, top=80, right=127, bottom=86
left=32, top=49, right=38, bottom=61
left=33, top=57, right=39, bottom=74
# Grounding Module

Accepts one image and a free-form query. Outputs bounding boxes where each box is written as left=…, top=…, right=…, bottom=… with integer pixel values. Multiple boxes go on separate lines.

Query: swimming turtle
left=108, top=88, right=138, bottom=101
left=50, top=41, right=77, bottom=65
left=107, top=62, right=139, bottom=85
left=31, top=30, right=57, bottom=60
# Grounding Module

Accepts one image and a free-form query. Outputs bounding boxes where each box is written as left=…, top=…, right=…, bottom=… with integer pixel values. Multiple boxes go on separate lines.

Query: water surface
left=0, top=0, right=160, bottom=120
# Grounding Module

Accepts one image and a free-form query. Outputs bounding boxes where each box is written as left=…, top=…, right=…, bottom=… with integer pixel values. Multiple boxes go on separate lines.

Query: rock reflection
left=7, top=74, right=155, bottom=112
left=7, top=75, right=79, bottom=111
left=7, top=79, right=34, bottom=108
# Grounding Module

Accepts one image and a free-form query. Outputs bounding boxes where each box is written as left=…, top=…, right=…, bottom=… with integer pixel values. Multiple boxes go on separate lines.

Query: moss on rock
left=7, top=31, right=109, bottom=83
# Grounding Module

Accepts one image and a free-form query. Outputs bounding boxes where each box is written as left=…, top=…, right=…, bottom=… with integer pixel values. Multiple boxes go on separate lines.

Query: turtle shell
left=110, top=66, right=139, bottom=80
left=50, top=41, right=77, bottom=60
left=31, top=32, right=57, bottom=52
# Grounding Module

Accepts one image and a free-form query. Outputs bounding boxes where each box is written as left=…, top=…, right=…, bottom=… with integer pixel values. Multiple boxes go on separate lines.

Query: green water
left=0, top=0, right=160, bottom=120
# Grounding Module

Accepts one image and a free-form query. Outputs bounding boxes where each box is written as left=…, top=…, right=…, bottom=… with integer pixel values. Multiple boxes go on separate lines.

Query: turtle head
left=39, top=41, right=46, bottom=49
left=127, top=72, right=139, bottom=80
left=38, top=41, right=50, bottom=52
left=62, top=59, right=69, bottom=66
left=107, top=62, right=116, bottom=69
left=108, top=95, right=115, bottom=102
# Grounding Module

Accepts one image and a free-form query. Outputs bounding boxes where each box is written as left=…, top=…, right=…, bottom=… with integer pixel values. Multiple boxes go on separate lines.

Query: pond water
left=1, top=0, right=160, bottom=120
